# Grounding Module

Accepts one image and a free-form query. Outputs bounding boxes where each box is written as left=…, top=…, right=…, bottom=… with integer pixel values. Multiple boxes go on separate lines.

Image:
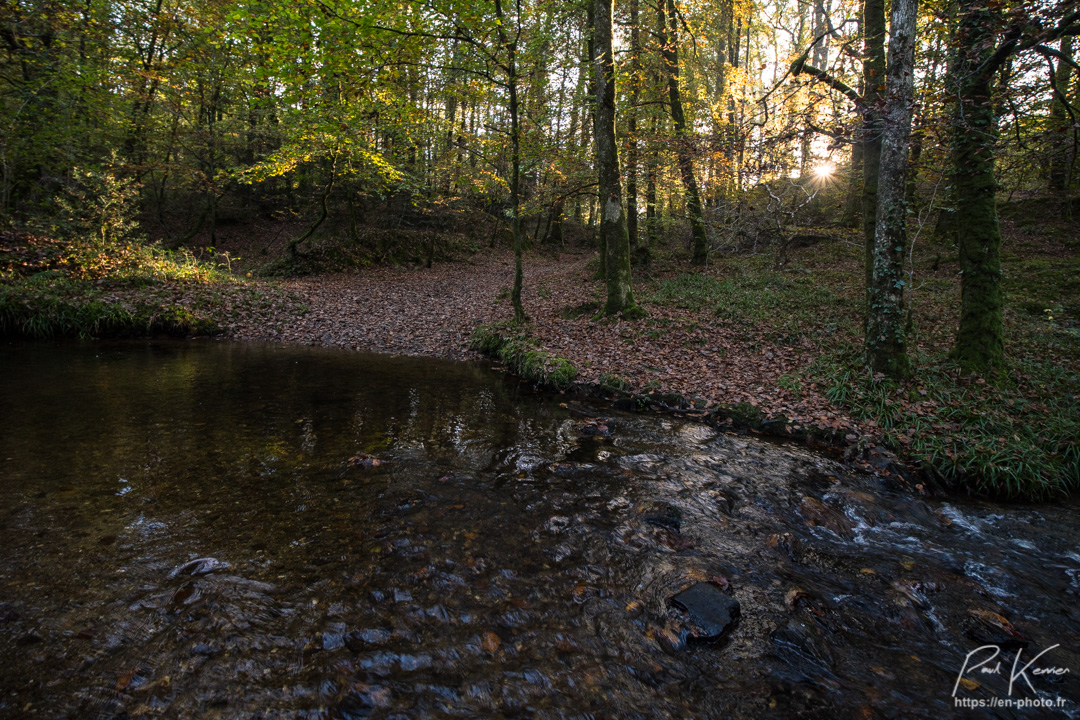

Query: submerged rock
left=963, top=609, right=1030, bottom=650
left=168, top=557, right=231, bottom=579
left=577, top=418, right=613, bottom=437
left=669, top=583, right=740, bottom=641
left=798, top=496, right=853, bottom=539
left=639, top=501, right=683, bottom=531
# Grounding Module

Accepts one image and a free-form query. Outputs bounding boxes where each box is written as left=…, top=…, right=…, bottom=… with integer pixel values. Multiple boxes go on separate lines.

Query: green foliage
left=0, top=275, right=218, bottom=339
left=812, top=345, right=1080, bottom=500
left=470, top=321, right=577, bottom=390
left=52, top=161, right=142, bottom=248
left=599, top=372, right=632, bottom=393
left=648, top=265, right=858, bottom=339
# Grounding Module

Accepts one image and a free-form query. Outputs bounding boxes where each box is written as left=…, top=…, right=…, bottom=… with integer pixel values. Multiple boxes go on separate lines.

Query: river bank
left=223, top=230, right=1077, bottom=501
left=3, top=221, right=1078, bottom=500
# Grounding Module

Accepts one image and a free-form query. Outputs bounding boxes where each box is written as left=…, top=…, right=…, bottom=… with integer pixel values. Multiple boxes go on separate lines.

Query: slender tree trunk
left=646, top=113, right=658, bottom=245
left=1048, top=36, right=1075, bottom=195
left=905, top=111, right=924, bottom=207
left=494, top=0, right=527, bottom=323
left=586, top=0, right=605, bottom=278
left=862, top=0, right=886, bottom=292
left=659, top=0, right=708, bottom=264
left=626, top=0, right=641, bottom=248
left=843, top=131, right=864, bottom=226
left=865, top=0, right=917, bottom=378
left=948, top=0, right=1004, bottom=371
left=797, top=0, right=811, bottom=177
left=593, top=0, right=641, bottom=317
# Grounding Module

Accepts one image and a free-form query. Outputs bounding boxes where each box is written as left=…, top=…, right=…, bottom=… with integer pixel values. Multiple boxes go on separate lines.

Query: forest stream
left=0, top=340, right=1078, bottom=719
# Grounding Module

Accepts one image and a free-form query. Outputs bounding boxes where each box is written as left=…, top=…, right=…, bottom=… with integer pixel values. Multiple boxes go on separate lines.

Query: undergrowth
left=642, top=232, right=1078, bottom=500
left=648, top=261, right=859, bottom=340
left=811, top=339, right=1080, bottom=500
left=0, top=233, right=295, bottom=339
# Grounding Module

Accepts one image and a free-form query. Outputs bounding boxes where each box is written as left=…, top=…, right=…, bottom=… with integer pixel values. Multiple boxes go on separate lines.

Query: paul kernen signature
left=954, top=644, right=1071, bottom=696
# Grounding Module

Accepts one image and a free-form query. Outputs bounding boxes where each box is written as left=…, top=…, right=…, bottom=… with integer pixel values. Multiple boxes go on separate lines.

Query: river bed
left=1, top=341, right=1077, bottom=718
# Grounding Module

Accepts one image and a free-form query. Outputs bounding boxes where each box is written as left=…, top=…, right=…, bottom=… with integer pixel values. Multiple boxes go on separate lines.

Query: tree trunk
left=948, top=0, right=1004, bottom=371
left=626, top=0, right=641, bottom=248
left=843, top=132, right=864, bottom=227
left=1048, top=36, right=1075, bottom=195
left=862, top=0, right=886, bottom=292
left=865, top=0, right=917, bottom=378
left=659, top=0, right=708, bottom=264
left=646, top=120, right=658, bottom=245
left=494, top=0, right=527, bottom=323
left=593, top=0, right=641, bottom=317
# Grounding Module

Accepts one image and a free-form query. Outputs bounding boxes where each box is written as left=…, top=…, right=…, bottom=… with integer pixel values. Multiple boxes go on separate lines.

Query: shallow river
left=1, top=341, right=1078, bottom=719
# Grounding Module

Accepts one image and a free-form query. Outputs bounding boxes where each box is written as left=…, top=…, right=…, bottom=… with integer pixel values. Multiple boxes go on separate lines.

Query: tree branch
left=791, top=55, right=865, bottom=109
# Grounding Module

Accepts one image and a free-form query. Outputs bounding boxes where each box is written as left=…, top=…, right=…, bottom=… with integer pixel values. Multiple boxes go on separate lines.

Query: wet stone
left=168, top=557, right=231, bottom=579
left=323, top=622, right=347, bottom=651
left=639, top=501, right=683, bottom=531
left=345, top=628, right=392, bottom=651
left=16, top=630, right=43, bottom=646
left=669, top=583, right=740, bottom=641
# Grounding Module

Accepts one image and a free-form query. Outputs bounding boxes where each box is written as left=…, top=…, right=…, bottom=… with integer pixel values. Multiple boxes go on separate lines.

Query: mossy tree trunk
left=865, top=0, right=916, bottom=378
left=947, top=0, right=1004, bottom=371
left=593, top=0, right=641, bottom=317
left=658, top=0, right=708, bottom=264
left=861, top=0, right=886, bottom=293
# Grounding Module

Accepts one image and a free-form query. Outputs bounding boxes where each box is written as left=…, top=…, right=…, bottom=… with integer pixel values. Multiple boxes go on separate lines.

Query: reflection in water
left=0, top=340, right=1078, bottom=718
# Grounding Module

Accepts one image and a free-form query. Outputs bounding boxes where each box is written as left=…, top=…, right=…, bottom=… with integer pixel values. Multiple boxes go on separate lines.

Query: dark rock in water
left=963, top=609, right=1030, bottom=650
left=320, top=622, right=348, bottom=651
left=191, top=642, right=218, bottom=656
left=639, top=501, right=682, bottom=531
left=798, top=497, right=853, bottom=539
left=16, top=630, right=43, bottom=646
left=345, top=628, right=393, bottom=651
left=714, top=489, right=739, bottom=516
left=578, top=418, right=613, bottom=437
left=170, top=581, right=202, bottom=607
left=0, top=602, right=19, bottom=623
left=168, top=557, right=231, bottom=579
left=670, top=583, right=740, bottom=640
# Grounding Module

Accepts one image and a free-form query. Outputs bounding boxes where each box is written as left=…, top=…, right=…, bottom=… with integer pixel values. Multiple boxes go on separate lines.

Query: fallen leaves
left=481, top=630, right=501, bottom=653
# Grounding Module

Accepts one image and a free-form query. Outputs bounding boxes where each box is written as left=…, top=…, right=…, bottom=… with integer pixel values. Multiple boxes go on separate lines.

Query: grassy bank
left=624, top=220, right=1079, bottom=500
left=0, top=232, right=304, bottom=339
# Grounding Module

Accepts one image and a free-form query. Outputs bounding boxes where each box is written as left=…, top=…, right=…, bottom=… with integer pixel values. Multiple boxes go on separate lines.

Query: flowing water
left=1, top=341, right=1078, bottom=719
